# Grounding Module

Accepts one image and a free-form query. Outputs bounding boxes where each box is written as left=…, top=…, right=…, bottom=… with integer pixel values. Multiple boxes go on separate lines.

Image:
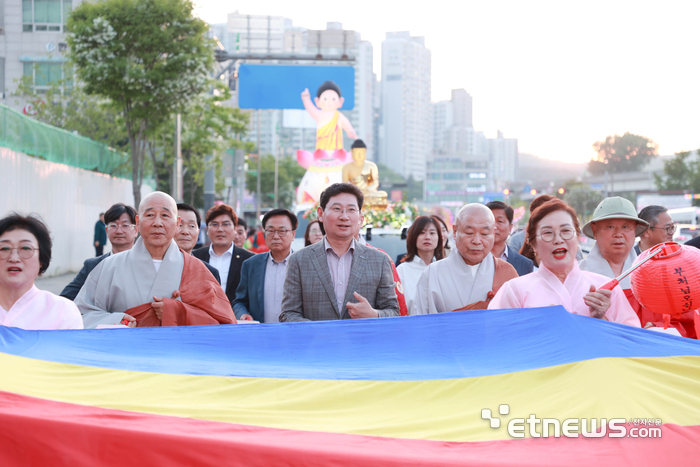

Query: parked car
left=674, top=224, right=700, bottom=243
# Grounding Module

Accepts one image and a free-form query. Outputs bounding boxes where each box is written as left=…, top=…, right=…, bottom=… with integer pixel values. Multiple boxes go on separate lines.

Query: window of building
left=22, top=61, right=73, bottom=92
left=23, top=0, right=72, bottom=32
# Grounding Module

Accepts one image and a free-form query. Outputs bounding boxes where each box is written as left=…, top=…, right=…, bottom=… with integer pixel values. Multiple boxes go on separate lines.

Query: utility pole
left=256, top=109, right=261, bottom=221
left=173, top=113, right=183, bottom=202
left=274, top=139, right=280, bottom=208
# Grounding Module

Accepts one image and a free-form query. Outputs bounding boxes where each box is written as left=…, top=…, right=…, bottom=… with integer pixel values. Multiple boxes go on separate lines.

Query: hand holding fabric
left=151, top=296, right=164, bottom=321
left=583, top=285, right=612, bottom=320
left=121, top=314, right=137, bottom=328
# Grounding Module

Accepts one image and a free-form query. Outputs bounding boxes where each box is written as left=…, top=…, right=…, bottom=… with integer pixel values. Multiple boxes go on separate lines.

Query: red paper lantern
left=630, top=242, right=700, bottom=319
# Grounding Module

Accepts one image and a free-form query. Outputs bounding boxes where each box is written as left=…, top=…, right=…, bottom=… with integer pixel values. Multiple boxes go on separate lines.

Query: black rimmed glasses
left=265, top=229, right=291, bottom=238
left=649, top=223, right=676, bottom=235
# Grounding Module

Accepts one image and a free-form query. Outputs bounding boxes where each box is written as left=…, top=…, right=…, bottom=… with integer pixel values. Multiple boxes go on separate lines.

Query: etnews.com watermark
left=481, top=405, right=662, bottom=438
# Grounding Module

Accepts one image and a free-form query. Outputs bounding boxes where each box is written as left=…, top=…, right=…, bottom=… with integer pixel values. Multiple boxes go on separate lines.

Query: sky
left=193, top=0, right=700, bottom=164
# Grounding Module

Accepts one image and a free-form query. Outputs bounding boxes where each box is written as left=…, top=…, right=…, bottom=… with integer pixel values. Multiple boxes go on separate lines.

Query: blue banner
left=238, top=64, right=355, bottom=110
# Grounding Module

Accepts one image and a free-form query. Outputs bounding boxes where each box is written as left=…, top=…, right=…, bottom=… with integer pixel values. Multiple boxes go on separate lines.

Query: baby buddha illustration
left=342, top=140, right=388, bottom=209
left=296, top=81, right=358, bottom=205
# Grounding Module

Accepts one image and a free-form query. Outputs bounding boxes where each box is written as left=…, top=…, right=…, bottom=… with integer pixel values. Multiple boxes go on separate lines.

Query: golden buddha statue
left=342, top=140, right=388, bottom=209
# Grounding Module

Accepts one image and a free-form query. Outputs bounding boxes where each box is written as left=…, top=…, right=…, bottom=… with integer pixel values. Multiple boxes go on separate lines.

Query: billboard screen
left=238, top=64, right=355, bottom=110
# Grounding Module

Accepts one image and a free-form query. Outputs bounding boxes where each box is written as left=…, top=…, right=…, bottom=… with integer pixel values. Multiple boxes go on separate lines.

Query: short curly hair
left=0, top=213, right=52, bottom=275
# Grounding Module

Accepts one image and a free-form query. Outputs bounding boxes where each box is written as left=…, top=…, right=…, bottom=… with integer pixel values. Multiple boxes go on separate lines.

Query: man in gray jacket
left=279, top=183, right=399, bottom=322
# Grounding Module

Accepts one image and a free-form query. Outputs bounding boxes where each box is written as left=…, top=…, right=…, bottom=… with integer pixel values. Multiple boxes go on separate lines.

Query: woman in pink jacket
left=488, top=199, right=640, bottom=327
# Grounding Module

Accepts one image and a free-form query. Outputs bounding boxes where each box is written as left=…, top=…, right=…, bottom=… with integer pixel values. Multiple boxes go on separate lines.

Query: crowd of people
left=0, top=182, right=696, bottom=338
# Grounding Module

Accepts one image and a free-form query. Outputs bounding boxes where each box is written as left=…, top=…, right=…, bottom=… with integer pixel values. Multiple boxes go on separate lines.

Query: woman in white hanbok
left=397, top=216, right=445, bottom=315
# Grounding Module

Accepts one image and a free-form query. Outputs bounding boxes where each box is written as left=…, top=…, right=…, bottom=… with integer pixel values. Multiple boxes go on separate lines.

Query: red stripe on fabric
left=0, top=390, right=697, bottom=467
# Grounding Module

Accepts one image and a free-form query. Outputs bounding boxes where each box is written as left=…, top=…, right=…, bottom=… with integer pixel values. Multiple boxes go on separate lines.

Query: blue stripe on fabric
left=1, top=306, right=699, bottom=380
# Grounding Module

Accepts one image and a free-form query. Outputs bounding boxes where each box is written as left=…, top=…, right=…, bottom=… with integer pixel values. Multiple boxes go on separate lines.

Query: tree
left=588, top=132, right=658, bottom=175
left=14, top=77, right=128, bottom=152
left=654, top=150, right=700, bottom=206
left=67, top=0, right=214, bottom=207
left=246, top=155, right=306, bottom=210
left=562, top=181, right=604, bottom=222
left=147, top=81, right=251, bottom=205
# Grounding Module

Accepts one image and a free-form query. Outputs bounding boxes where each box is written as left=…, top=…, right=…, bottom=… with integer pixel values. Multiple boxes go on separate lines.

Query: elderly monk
left=413, top=204, right=518, bottom=314
left=75, top=192, right=235, bottom=328
left=488, top=199, right=640, bottom=326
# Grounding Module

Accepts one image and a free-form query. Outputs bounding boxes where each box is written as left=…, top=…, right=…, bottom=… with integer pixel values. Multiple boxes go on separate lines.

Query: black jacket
left=192, top=244, right=254, bottom=304
left=61, top=253, right=111, bottom=301
left=504, top=245, right=534, bottom=276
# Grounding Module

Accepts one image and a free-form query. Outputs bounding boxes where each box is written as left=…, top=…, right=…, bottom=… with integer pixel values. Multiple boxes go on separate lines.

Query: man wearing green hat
left=579, top=197, right=649, bottom=316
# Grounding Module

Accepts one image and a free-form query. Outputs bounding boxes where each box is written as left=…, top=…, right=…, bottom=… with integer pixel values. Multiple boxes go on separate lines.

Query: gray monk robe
left=413, top=252, right=517, bottom=314
left=75, top=238, right=187, bottom=328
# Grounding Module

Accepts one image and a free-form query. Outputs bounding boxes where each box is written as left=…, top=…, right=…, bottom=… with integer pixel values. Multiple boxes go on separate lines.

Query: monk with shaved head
left=76, top=192, right=235, bottom=328
left=413, top=203, right=518, bottom=314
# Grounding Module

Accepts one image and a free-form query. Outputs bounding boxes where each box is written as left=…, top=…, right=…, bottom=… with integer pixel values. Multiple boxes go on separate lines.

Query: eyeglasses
left=536, top=228, right=576, bottom=242
left=107, top=223, right=135, bottom=231
left=208, top=222, right=234, bottom=230
left=0, top=246, right=39, bottom=260
left=327, top=206, right=359, bottom=215
left=649, top=223, right=676, bottom=235
left=265, top=229, right=292, bottom=238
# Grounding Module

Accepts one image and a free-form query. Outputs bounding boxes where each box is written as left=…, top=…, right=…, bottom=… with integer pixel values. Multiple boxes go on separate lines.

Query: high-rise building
left=450, top=89, right=472, bottom=127
left=380, top=32, right=431, bottom=181
left=490, top=130, right=519, bottom=188
left=432, top=89, right=474, bottom=155
left=1, top=0, right=83, bottom=112
left=431, top=100, right=453, bottom=153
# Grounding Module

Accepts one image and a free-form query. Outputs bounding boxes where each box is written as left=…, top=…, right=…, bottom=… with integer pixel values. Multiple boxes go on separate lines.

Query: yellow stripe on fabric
left=1, top=352, right=699, bottom=442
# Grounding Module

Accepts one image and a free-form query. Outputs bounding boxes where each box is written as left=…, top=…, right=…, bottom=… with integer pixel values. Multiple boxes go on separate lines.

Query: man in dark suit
left=486, top=201, right=534, bottom=276
left=280, top=183, right=399, bottom=322
left=175, top=203, right=221, bottom=284
left=94, top=213, right=107, bottom=257
left=193, top=204, right=254, bottom=306
left=234, top=209, right=297, bottom=323
left=62, top=203, right=137, bottom=300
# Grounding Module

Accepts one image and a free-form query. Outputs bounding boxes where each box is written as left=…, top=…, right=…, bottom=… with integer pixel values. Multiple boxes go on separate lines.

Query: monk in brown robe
left=76, top=192, right=235, bottom=328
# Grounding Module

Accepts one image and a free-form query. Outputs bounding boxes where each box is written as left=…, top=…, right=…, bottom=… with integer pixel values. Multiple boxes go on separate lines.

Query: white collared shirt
left=500, top=245, right=509, bottom=261
left=209, top=242, right=234, bottom=291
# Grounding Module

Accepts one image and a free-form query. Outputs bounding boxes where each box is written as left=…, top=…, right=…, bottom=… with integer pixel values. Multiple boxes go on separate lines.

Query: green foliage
left=67, top=0, right=214, bottom=207
left=375, top=163, right=424, bottom=201
left=14, top=76, right=128, bottom=152
left=654, top=150, right=700, bottom=206
left=588, top=132, right=658, bottom=175
left=562, top=180, right=604, bottom=222
left=245, top=155, right=306, bottom=210
left=147, top=81, right=251, bottom=205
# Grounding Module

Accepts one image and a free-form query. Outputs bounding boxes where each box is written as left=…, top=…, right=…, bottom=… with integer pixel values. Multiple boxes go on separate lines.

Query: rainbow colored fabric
left=2, top=306, right=699, bottom=466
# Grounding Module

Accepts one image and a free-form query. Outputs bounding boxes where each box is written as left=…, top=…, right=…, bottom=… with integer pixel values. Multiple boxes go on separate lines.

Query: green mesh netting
left=0, top=103, right=132, bottom=179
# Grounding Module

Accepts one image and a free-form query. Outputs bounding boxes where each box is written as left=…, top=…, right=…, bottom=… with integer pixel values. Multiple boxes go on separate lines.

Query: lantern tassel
left=662, top=314, right=671, bottom=330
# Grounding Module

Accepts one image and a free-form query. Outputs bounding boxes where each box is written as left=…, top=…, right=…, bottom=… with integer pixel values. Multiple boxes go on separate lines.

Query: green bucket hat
left=582, top=196, right=649, bottom=239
